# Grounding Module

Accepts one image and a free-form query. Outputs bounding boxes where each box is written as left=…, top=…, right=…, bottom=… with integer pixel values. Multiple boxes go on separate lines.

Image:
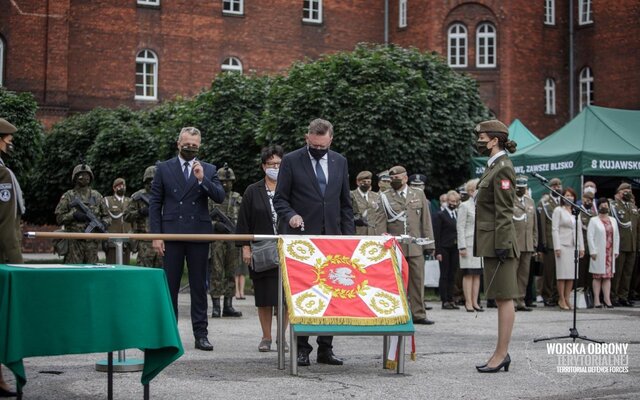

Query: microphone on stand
left=529, top=172, right=549, bottom=183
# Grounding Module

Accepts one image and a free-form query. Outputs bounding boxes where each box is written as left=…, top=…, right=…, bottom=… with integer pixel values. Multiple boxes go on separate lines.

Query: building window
left=0, top=38, right=4, bottom=86
left=135, top=50, right=158, bottom=100
left=579, top=0, right=593, bottom=25
left=447, top=24, right=467, bottom=67
left=476, top=23, right=496, bottom=68
left=545, top=0, right=555, bottom=25
left=399, top=0, right=407, bottom=28
left=223, top=0, right=243, bottom=15
left=544, top=78, right=556, bottom=115
left=137, top=0, right=160, bottom=6
left=303, top=0, right=322, bottom=23
left=221, top=57, right=243, bottom=73
left=579, top=67, right=593, bottom=111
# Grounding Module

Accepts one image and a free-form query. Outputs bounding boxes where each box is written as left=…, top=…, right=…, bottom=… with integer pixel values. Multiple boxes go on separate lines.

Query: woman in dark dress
left=236, top=145, right=288, bottom=352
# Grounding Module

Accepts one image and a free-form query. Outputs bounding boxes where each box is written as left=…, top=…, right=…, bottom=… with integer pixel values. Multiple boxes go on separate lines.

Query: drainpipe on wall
left=569, top=0, right=575, bottom=119
left=384, top=0, right=389, bottom=44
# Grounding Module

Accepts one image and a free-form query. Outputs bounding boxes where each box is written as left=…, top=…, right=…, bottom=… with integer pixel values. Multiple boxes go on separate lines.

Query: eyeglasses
left=265, top=162, right=281, bottom=168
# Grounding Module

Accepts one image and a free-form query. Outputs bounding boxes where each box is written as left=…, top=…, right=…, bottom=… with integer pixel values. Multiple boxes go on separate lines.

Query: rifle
left=69, top=197, right=108, bottom=233
left=210, top=207, right=236, bottom=234
left=132, top=192, right=150, bottom=205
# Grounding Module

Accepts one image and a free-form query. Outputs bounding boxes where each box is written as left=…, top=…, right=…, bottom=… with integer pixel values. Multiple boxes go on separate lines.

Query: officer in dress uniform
left=124, top=166, right=163, bottom=268
left=55, top=164, right=111, bottom=264
left=513, top=176, right=537, bottom=311
left=208, top=164, right=243, bottom=317
left=610, top=182, right=639, bottom=307
left=538, top=177, right=563, bottom=306
left=102, top=178, right=132, bottom=264
left=375, top=165, right=436, bottom=324
left=0, top=117, right=20, bottom=400
left=350, top=170, right=380, bottom=235
left=376, top=170, right=391, bottom=192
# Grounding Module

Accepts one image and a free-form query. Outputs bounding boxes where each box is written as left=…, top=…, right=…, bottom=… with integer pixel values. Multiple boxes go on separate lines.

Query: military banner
left=280, top=236, right=409, bottom=325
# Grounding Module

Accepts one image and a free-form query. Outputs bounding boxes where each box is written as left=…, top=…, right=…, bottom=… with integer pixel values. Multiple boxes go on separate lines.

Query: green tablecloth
left=0, top=264, right=184, bottom=390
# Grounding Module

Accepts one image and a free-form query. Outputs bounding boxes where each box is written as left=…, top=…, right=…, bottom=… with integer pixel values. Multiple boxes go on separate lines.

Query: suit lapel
left=327, top=152, right=338, bottom=196
left=171, top=157, right=187, bottom=190
left=300, top=148, right=323, bottom=198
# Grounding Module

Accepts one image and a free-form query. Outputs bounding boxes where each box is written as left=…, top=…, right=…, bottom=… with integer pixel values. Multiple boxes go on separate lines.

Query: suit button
left=179, top=201, right=183, bottom=205
left=192, top=202, right=195, bottom=205
left=179, top=216, right=183, bottom=219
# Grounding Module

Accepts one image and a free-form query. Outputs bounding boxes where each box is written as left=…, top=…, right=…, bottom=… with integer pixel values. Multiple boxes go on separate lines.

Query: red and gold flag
left=280, top=236, right=409, bottom=325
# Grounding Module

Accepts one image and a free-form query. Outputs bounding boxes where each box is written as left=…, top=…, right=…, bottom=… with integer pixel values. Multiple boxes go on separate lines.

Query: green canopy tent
left=471, top=106, right=640, bottom=200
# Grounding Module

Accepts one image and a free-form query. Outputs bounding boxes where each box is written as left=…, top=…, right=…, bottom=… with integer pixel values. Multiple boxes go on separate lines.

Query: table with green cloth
left=0, top=264, right=184, bottom=392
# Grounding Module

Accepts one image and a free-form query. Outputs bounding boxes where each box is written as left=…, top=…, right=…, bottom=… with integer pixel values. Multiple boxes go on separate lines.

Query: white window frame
left=579, top=0, right=593, bottom=25
left=222, top=0, right=243, bottom=15
left=221, top=57, right=243, bottom=74
left=579, top=67, right=593, bottom=111
left=135, top=50, right=158, bottom=100
left=137, top=0, right=160, bottom=6
left=447, top=24, right=467, bottom=68
left=476, top=23, right=496, bottom=68
left=399, top=0, right=407, bottom=28
left=544, top=0, right=555, bottom=25
left=544, top=78, right=556, bottom=115
left=303, top=0, right=322, bottom=24
left=0, top=38, right=4, bottom=86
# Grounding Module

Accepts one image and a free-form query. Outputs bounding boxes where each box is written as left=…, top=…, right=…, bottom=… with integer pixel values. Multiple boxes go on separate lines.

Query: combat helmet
left=217, top=163, right=235, bottom=181
left=143, top=165, right=156, bottom=182
left=72, top=164, right=94, bottom=182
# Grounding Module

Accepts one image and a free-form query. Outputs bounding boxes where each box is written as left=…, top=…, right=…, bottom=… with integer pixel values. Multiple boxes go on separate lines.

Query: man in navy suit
left=150, top=127, right=225, bottom=351
left=273, top=118, right=355, bottom=367
left=434, top=190, right=461, bottom=310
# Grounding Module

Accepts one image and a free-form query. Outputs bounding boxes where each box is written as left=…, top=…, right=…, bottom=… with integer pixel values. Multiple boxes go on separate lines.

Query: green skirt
left=483, top=257, right=519, bottom=300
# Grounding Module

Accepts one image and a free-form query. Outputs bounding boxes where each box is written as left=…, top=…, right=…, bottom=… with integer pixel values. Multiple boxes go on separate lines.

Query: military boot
left=222, top=297, right=242, bottom=317
left=211, top=296, right=221, bottom=318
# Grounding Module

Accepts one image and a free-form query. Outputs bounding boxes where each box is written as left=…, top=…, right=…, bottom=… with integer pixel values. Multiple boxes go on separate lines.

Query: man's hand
left=591, top=254, right=597, bottom=261
left=436, top=254, right=443, bottom=262
left=459, top=249, right=468, bottom=257
left=242, top=245, right=252, bottom=265
left=579, top=250, right=585, bottom=258
left=153, top=239, right=165, bottom=257
left=555, top=249, right=561, bottom=258
left=495, top=248, right=509, bottom=262
left=193, top=161, right=204, bottom=182
left=289, top=215, right=304, bottom=229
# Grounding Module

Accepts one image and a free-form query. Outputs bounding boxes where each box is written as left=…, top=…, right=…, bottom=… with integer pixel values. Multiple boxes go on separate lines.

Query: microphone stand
left=529, top=175, right=603, bottom=344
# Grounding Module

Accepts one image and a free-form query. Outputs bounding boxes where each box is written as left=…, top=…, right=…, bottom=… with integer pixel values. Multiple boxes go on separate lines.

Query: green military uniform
left=102, top=178, right=132, bottom=264
left=610, top=183, right=640, bottom=304
left=54, top=164, right=110, bottom=264
left=0, top=118, right=23, bottom=264
left=351, top=171, right=381, bottom=236
left=124, top=166, right=163, bottom=268
left=474, top=132, right=519, bottom=300
left=512, top=176, right=537, bottom=308
left=208, top=164, right=243, bottom=317
left=538, top=184, right=562, bottom=304
left=375, top=166, right=435, bottom=321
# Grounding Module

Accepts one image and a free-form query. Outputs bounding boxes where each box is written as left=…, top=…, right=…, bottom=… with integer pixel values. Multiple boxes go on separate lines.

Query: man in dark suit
left=273, top=118, right=355, bottom=367
left=150, top=127, right=225, bottom=351
left=434, top=190, right=461, bottom=309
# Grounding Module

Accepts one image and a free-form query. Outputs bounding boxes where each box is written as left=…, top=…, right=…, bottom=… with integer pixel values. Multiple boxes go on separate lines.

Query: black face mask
left=308, top=146, right=328, bottom=160
left=516, top=188, right=526, bottom=197
left=599, top=207, right=609, bottom=215
left=551, top=189, right=562, bottom=198
left=180, top=145, right=199, bottom=161
left=476, top=140, right=491, bottom=156
left=115, top=189, right=125, bottom=196
left=359, top=184, right=371, bottom=192
left=622, top=192, right=632, bottom=202
left=583, top=202, right=593, bottom=210
left=460, top=193, right=469, bottom=202
left=448, top=204, right=458, bottom=211
left=390, top=179, right=403, bottom=191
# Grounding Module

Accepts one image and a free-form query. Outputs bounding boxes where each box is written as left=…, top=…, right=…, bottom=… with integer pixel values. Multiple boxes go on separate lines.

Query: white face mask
left=265, top=168, right=279, bottom=181
left=584, top=187, right=596, bottom=195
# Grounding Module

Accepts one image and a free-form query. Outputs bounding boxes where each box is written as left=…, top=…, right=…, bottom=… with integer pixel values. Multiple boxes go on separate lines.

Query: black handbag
left=251, top=240, right=279, bottom=273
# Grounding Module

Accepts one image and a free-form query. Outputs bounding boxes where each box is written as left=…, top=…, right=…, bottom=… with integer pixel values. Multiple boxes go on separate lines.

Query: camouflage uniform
left=0, top=118, right=23, bottom=263
left=54, top=164, right=110, bottom=264
left=102, top=178, right=132, bottom=264
left=208, top=165, right=243, bottom=317
left=124, top=166, right=163, bottom=268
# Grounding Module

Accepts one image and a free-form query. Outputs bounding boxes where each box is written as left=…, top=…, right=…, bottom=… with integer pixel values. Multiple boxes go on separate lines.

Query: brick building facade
left=1, top=0, right=638, bottom=136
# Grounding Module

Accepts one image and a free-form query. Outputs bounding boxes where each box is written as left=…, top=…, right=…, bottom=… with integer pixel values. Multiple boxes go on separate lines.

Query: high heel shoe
left=0, top=386, right=17, bottom=397
left=604, top=303, right=614, bottom=309
left=465, top=306, right=475, bottom=312
left=473, top=306, right=484, bottom=312
left=476, top=354, right=511, bottom=373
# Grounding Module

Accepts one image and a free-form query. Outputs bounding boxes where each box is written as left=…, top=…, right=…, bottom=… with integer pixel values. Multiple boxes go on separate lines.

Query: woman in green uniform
left=473, top=119, right=519, bottom=373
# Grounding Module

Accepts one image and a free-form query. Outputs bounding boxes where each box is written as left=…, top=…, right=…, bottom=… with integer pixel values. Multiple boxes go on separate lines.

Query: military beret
left=582, top=191, right=594, bottom=199
left=409, top=174, right=427, bottom=185
left=113, top=177, right=126, bottom=188
left=377, top=170, right=391, bottom=180
left=516, top=175, right=528, bottom=187
left=356, top=170, right=373, bottom=181
left=617, top=182, right=632, bottom=192
left=0, top=118, right=17, bottom=135
left=389, top=165, right=407, bottom=176
left=474, top=119, right=509, bottom=135
left=549, top=177, right=562, bottom=186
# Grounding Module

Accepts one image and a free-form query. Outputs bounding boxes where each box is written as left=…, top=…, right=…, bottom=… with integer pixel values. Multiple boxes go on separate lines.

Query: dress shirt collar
left=487, top=150, right=507, bottom=167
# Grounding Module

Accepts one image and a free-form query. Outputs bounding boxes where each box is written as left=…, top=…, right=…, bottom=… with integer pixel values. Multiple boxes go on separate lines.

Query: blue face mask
left=265, top=168, right=279, bottom=181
